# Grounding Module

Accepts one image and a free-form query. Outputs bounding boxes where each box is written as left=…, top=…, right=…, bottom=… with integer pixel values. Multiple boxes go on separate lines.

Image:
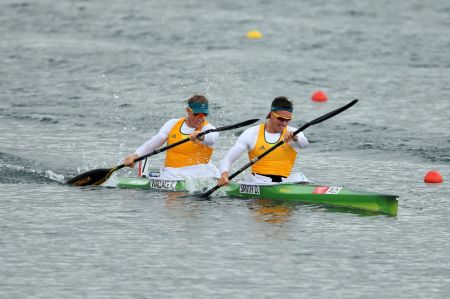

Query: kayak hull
left=117, top=177, right=398, bottom=216
left=226, top=183, right=398, bottom=216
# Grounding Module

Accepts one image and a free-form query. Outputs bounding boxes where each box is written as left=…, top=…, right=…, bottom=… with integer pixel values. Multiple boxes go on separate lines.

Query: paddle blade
left=308, top=99, right=358, bottom=126
left=194, top=185, right=220, bottom=198
left=66, top=167, right=116, bottom=186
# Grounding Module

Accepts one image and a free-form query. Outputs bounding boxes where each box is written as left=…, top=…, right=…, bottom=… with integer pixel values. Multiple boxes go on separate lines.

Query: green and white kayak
left=117, top=177, right=398, bottom=216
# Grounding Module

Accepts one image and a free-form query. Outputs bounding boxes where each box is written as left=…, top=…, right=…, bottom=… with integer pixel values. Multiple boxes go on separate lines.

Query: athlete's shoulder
left=166, top=118, right=182, bottom=125
left=237, top=125, right=260, bottom=141
left=160, top=118, right=180, bottom=133
left=244, top=124, right=261, bottom=133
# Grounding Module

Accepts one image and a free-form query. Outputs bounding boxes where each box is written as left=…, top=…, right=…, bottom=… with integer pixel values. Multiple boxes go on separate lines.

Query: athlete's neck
left=185, top=118, right=203, bottom=129
left=265, top=120, right=282, bottom=134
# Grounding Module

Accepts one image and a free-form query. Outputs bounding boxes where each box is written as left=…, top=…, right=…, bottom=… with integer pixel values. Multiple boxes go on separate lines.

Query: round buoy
left=246, top=30, right=263, bottom=39
left=311, top=90, right=328, bottom=102
left=424, top=170, right=443, bottom=183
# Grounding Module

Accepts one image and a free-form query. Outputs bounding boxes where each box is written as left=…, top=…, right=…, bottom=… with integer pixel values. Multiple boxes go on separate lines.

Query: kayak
left=117, top=177, right=398, bottom=216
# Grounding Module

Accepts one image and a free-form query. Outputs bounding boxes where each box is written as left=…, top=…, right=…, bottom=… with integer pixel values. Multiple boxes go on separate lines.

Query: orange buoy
left=424, top=170, right=443, bottom=183
left=311, top=90, right=328, bottom=102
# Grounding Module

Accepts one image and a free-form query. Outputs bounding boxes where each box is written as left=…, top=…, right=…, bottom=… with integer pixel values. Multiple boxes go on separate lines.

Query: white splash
left=45, top=170, right=66, bottom=183
left=183, top=176, right=216, bottom=193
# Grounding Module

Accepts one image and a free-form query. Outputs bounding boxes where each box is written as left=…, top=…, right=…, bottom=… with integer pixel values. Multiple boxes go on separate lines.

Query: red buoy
left=311, top=90, right=328, bottom=102
left=424, top=170, right=443, bottom=183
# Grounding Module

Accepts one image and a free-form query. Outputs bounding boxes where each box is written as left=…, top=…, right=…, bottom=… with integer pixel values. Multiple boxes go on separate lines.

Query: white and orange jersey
left=134, top=118, right=218, bottom=167
left=164, top=118, right=213, bottom=167
left=219, top=123, right=308, bottom=177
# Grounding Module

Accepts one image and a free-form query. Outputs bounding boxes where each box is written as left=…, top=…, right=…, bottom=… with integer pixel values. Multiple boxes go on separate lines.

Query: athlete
left=123, top=95, right=219, bottom=179
left=217, top=96, right=308, bottom=185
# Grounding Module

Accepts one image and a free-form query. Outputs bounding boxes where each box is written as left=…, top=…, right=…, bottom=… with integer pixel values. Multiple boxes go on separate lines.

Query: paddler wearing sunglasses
left=123, top=95, right=220, bottom=179
left=217, top=96, right=309, bottom=185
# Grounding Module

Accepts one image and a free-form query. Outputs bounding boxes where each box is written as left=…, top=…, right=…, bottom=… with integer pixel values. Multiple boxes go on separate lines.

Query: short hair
left=271, top=96, right=293, bottom=110
left=187, top=95, right=208, bottom=104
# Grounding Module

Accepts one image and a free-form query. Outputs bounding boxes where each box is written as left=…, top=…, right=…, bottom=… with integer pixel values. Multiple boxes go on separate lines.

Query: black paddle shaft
left=200, top=99, right=359, bottom=197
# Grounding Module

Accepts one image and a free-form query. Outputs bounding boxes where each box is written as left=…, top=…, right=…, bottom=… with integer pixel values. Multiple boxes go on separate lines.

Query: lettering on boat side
left=326, top=187, right=342, bottom=194
left=75, top=176, right=91, bottom=186
left=150, top=179, right=177, bottom=190
left=279, top=187, right=291, bottom=193
left=312, top=186, right=342, bottom=195
left=239, top=184, right=260, bottom=195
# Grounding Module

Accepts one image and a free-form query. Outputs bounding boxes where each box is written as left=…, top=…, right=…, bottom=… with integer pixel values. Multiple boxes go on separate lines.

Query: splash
left=183, top=176, right=217, bottom=193
left=44, top=170, right=66, bottom=183
left=0, top=152, right=66, bottom=184
left=101, top=173, right=119, bottom=188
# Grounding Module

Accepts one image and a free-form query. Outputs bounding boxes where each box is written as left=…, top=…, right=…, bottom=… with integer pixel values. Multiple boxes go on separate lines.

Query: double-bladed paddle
left=198, top=99, right=359, bottom=198
left=66, top=118, right=259, bottom=186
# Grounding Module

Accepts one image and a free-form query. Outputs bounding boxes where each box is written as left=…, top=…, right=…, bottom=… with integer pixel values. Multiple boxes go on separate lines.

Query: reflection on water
left=163, top=191, right=201, bottom=218
left=161, top=190, right=396, bottom=225
left=163, top=191, right=190, bottom=209
left=246, top=197, right=393, bottom=223
left=248, top=199, right=293, bottom=223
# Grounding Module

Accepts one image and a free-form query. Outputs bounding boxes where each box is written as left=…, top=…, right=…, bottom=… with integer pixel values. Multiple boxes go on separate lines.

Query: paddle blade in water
left=66, top=168, right=115, bottom=186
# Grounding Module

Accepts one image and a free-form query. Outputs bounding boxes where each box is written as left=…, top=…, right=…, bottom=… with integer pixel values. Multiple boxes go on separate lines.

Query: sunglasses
left=187, top=108, right=208, bottom=117
left=272, top=111, right=292, bottom=122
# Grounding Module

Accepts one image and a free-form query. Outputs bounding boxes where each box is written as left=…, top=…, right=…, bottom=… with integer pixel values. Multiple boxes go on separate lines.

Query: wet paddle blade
left=66, top=167, right=116, bottom=186
left=197, top=185, right=219, bottom=198
left=308, top=99, right=358, bottom=126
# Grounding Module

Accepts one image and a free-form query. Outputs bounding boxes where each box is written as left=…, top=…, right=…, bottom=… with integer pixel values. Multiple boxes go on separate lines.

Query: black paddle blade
left=192, top=184, right=221, bottom=198
left=66, top=167, right=115, bottom=186
left=309, top=99, right=358, bottom=126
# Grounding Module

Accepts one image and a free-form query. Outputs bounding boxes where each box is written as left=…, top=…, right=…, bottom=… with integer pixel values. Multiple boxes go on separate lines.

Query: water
left=1, top=0, right=449, bottom=298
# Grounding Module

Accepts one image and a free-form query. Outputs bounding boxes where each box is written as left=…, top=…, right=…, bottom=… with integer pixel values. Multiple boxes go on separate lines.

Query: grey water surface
left=1, top=0, right=449, bottom=298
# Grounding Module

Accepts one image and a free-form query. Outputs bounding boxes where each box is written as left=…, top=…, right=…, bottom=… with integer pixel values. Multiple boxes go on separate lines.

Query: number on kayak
left=312, top=186, right=342, bottom=195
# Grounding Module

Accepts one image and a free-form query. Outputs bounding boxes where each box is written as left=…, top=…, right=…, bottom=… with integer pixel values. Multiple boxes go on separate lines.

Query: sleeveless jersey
left=248, top=124, right=297, bottom=177
left=164, top=118, right=213, bottom=167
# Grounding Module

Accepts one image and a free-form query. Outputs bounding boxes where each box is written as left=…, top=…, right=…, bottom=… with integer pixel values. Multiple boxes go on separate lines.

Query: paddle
left=66, top=118, right=259, bottom=186
left=198, top=99, right=359, bottom=198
